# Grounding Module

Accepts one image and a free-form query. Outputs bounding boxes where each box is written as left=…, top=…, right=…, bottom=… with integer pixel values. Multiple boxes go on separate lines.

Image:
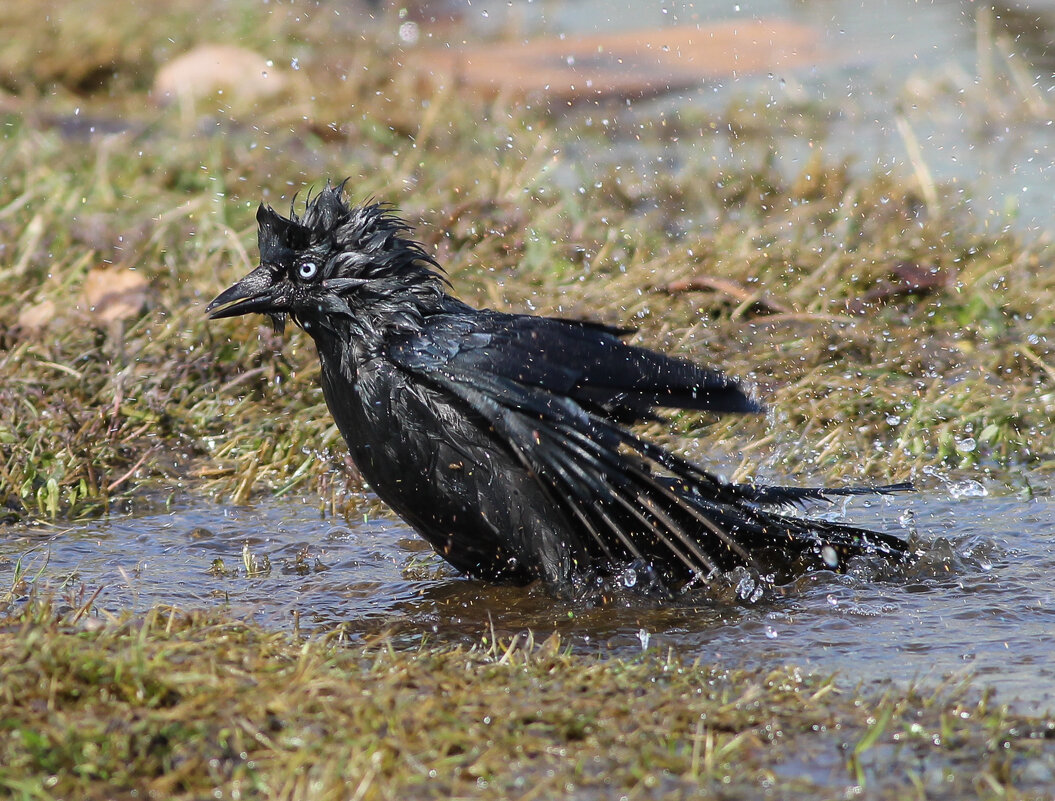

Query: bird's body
left=315, top=308, right=569, bottom=584
left=208, top=185, right=912, bottom=598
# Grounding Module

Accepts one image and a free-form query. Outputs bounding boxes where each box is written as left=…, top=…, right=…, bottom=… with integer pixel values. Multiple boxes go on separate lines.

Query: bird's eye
left=296, top=261, right=318, bottom=281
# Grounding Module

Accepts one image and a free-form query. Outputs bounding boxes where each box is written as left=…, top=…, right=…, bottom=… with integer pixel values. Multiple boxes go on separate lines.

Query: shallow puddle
left=3, top=484, right=1053, bottom=714
left=468, top=0, right=1055, bottom=235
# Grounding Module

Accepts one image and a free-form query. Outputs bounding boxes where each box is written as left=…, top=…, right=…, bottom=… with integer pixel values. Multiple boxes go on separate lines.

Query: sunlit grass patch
left=0, top=0, right=1052, bottom=525
left=0, top=601, right=1051, bottom=800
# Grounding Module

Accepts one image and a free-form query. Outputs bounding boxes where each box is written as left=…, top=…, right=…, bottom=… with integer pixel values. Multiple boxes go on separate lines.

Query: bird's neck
left=308, top=281, right=444, bottom=377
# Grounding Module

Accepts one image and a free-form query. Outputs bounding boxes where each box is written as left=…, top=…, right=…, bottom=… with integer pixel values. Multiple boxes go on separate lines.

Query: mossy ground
left=0, top=602, right=1053, bottom=800
left=1, top=1, right=1054, bottom=798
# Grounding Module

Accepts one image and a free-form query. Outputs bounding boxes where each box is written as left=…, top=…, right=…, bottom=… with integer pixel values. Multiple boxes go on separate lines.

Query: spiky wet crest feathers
left=252, top=184, right=447, bottom=339
left=261, top=186, right=442, bottom=285
left=208, top=182, right=914, bottom=599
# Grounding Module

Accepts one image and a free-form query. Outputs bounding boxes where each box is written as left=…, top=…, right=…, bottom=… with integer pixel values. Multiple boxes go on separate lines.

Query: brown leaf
left=81, top=267, right=149, bottom=325
left=415, top=20, right=821, bottom=105
left=16, top=299, right=56, bottom=332
left=848, top=262, right=953, bottom=313
left=153, top=44, right=288, bottom=105
left=665, top=276, right=791, bottom=316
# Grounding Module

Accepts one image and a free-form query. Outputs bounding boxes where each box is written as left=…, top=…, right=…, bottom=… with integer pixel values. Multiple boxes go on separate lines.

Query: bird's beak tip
left=205, top=267, right=280, bottom=319
left=205, top=289, right=250, bottom=319
left=204, top=296, right=229, bottom=318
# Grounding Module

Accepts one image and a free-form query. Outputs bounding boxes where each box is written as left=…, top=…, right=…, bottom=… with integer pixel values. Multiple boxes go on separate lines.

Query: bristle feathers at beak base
left=267, top=313, right=288, bottom=334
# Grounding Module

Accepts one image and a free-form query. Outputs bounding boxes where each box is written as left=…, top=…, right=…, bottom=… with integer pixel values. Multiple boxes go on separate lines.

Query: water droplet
left=955, top=437, right=977, bottom=453
left=399, top=21, right=420, bottom=44
left=736, top=573, right=756, bottom=600
left=949, top=479, right=987, bottom=499
left=821, top=545, right=839, bottom=568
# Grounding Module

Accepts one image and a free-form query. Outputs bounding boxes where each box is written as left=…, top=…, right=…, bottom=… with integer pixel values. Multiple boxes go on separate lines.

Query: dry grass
left=0, top=601, right=1051, bottom=800
left=1, top=2, right=1055, bottom=798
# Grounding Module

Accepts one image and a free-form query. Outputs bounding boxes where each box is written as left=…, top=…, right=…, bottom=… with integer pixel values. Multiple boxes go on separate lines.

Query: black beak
left=206, top=265, right=284, bottom=320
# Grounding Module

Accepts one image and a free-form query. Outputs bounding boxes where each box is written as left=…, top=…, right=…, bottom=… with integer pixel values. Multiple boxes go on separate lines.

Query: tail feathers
left=743, top=507, right=912, bottom=571
left=730, top=481, right=914, bottom=508
left=675, top=486, right=913, bottom=581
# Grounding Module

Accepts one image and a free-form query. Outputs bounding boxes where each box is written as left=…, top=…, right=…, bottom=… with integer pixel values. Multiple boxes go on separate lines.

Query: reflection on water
left=465, top=0, right=1055, bottom=237
left=2, top=486, right=1053, bottom=714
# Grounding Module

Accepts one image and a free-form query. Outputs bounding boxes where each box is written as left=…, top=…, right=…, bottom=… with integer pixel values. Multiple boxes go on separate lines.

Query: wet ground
left=5, top=0, right=1055, bottom=724
left=4, top=481, right=1053, bottom=715
left=466, top=0, right=1055, bottom=236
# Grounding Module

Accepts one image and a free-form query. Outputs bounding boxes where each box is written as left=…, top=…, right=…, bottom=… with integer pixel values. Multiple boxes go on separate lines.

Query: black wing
left=407, top=307, right=761, bottom=424
left=389, top=312, right=911, bottom=592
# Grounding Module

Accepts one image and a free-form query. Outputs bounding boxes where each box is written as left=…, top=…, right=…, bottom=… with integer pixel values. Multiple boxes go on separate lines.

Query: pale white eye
left=297, top=261, right=318, bottom=280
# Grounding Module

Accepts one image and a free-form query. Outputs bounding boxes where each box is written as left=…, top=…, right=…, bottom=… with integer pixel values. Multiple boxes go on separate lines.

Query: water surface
left=4, top=484, right=1052, bottom=715
left=472, top=0, right=1055, bottom=236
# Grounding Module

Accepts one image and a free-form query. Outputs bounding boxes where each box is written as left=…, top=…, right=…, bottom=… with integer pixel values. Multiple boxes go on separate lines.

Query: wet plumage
left=207, top=184, right=911, bottom=598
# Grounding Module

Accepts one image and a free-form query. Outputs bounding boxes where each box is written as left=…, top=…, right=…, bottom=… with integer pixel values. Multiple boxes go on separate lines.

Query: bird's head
left=207, top=183, right=443, bottom=335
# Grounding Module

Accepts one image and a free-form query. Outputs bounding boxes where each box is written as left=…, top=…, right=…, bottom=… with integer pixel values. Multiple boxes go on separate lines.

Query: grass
left=0, top=601, right=1051, bottom=800
left=1, top=3, right=1054, bottom=518
left=1, top=0, right=1055, bottom=797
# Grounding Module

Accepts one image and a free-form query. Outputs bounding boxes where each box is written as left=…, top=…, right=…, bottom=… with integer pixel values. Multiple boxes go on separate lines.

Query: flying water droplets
left=735, top=571, right=765, bottom=603
left=620, top=566, right=638, bottom=588
left=922, top=465, right=988, bottom=499
left=949, top=479, right=987, bottom=499
left=399, top=22, right=420, bottom=44
left=821, top=545, right=840, bottom=569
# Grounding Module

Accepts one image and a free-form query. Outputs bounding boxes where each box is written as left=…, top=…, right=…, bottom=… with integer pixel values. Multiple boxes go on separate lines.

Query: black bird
left=207, top=184, right=911, bottom=598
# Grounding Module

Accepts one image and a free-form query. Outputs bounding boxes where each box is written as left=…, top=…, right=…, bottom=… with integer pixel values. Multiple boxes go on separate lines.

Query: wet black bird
left=207, top=184, right=911, bottom=598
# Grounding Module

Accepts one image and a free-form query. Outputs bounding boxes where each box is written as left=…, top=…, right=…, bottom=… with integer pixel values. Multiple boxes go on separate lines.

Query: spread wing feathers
left=726, top=481, right=915, bottom=508
left=390, top=339, right=909, bottom=593
left=419, top=310, right=762, bottom=424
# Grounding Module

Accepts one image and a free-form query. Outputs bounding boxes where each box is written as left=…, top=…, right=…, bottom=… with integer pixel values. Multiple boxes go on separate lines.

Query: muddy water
left=3, top=485, right=1053, bottom=714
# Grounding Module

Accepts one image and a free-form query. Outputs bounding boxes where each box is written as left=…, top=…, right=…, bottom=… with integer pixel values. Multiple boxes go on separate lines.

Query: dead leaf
left=0, top=88, right=20, bottom=114
left=16, top=299, right=56, bottom=332
left=81, top=267, right=149, bottom=325
left=848, top=262, right=953, bottom=313
left=665, top=275, right=791, bottom=316
left=153, top=44, right=288, bottom=105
